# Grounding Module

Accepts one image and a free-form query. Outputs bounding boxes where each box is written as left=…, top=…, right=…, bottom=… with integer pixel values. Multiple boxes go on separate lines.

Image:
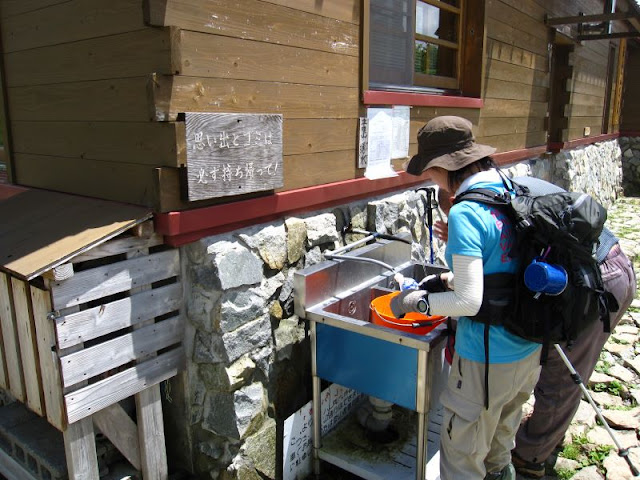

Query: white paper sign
left=365, top=108, right=398, bottom=179
left=283, top=384, right=364, bottom=480
left=358, top=117, right=369, bottom=168
left=392, top=106, right=411, bottom=159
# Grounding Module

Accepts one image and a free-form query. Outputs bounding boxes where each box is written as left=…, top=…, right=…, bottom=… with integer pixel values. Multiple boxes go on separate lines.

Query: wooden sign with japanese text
left=185, top=113, right=283, bottom=201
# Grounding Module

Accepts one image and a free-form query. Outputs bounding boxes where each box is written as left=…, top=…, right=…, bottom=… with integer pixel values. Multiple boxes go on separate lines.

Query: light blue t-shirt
left=445, top=171, right=541, bottom=364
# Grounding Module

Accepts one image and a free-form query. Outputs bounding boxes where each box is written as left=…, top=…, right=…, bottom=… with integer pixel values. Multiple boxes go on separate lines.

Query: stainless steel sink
left=293, top=232, right=450, bottom=480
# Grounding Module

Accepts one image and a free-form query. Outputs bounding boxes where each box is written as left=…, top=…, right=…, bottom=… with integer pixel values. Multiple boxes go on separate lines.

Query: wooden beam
left=0, top=273, right=24, bottom=401
left=30, top=286, right=65, bottom=431
left=546, top=12, right=638, bottom=26
left=149, top=74, right=359, bottom=122
left=136, top=386, right=168, bottom=479
left=1, top=0, right=146, bottom=53
left=63, top=418, right=99, bottom=480
left=11, top=277, right=44, bottom=415
left=129, top=247, right=169, bottom=480
left=93, top=404, right=141, bottom=471
left=42, top=264, right=74, bottom=282
left=577, top=32, right=640, bottom=41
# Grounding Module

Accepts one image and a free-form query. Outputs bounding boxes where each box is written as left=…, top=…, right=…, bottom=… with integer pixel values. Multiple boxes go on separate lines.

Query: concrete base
left=0, top=401, right=140, bottom=480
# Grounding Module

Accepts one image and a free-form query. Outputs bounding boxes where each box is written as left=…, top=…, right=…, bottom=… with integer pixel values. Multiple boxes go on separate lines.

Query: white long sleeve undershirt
left=427, top=254, right=483, bottom=317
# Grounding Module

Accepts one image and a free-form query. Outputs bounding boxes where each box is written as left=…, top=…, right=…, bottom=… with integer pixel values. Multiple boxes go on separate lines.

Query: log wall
left=0, top=0, right=627, bottom=211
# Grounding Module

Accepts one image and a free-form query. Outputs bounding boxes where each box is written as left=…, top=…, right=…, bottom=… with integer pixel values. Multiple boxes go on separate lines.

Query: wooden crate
left=0, top=221, right=184, bottom=479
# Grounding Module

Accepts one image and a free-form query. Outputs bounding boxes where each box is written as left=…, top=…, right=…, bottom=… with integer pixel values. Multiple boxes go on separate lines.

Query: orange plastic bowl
left=370, top=291, right=446, bottom=335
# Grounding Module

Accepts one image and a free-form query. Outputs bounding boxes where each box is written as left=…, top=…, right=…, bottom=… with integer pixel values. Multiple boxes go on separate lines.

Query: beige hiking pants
left=439, top=349, right=541, bottom=480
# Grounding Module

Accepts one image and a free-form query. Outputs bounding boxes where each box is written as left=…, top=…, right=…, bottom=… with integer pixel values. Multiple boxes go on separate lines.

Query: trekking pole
left=553, top=344, right=640, bottom=476
left=425, top=187, right=435, bottom=264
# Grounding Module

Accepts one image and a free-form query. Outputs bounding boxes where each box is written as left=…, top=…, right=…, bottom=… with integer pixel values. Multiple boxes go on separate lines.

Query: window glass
left=368, top=0, right=470, bottom=92
left=414, top=41, right=457, bottom=78
left=416, top=3, right=458, bottom=43
left=369, top=0, right=414, bottom=88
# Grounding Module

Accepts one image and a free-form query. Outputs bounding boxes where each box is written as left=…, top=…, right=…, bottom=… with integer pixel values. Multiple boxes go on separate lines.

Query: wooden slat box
left=0, top=188, right=185, bottom=479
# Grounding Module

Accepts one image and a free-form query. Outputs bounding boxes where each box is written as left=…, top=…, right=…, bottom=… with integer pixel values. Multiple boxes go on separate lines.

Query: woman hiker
left=391, top=116, right=542, bottom=480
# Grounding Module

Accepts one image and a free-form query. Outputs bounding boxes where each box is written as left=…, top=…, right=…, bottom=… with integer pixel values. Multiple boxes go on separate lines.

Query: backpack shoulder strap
left=453, top=188, right=512, bottom=207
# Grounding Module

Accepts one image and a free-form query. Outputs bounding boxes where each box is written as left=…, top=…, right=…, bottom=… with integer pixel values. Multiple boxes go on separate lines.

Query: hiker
left=432, top=174, right=636, bottom=478
left=393, top=116, right=542, bottom=480
left=506, top=177, right=637, bottom=478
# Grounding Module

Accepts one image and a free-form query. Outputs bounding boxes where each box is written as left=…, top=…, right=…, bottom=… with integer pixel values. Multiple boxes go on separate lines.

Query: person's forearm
left=428, top=255, right=483, bottom=317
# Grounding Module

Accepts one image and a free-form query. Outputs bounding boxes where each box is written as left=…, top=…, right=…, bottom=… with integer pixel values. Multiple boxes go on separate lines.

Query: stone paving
left=516, top=196, right=640, bottom=480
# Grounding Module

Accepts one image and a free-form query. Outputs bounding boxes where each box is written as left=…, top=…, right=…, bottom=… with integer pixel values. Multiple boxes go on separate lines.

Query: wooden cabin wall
left=0, top=0, right=183, bottom=207
left=145, top=0, right=364, bottom=203
left=0, top=0, right=625, bottom=211
left=478, top=0, right=549, bottom=152
left=478, top=0, right=620, bottom=151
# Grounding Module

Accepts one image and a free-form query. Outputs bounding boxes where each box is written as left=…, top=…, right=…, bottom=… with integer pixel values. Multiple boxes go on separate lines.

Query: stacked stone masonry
left=180, top=138, right=634, bottom=478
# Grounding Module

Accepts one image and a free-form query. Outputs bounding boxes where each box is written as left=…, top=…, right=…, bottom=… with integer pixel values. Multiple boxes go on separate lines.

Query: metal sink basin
left=294, top=234, right=449, bottom=349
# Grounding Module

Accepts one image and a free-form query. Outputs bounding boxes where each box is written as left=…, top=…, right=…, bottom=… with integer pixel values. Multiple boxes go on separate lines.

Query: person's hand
left=390, top=290, right=428, bottom=318
left=419, top=274, right=448, bottom=292
left=434, top=220, right=448, bottom=242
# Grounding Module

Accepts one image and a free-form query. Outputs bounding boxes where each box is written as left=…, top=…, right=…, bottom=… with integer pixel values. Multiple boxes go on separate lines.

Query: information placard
left=283, top=384, right=363, bottom=480
left=184, top=112, right=283, bottom=201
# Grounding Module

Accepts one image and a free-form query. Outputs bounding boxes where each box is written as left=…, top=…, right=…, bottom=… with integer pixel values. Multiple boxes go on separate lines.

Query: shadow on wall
left=619, top=137, right=640, bottom=196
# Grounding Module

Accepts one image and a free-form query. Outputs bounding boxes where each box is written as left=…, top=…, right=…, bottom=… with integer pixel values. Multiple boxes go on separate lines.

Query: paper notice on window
left=391, top=105, right=410, bottom=159
left=365, top=108, right=397, bottom=179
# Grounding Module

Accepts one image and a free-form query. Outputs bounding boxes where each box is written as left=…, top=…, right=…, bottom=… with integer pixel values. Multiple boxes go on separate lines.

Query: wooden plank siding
left=0, top=0, right=70, bottom=19
left=3, top=28, right=173, bottom=87
left=481, top=0, right=551, bottom=153
left=0, top=0, right=147, bottom=52
left=149, top=75, right=360, bottom=123
left=11, top=153, right=161, bottom=208
left=173, top=30, right=359, bottom=88
left=0, top=0, right=626, bottom=210
left=11, top=122, right=185, bottom=167
left=144, top=0, right=360, bottom=57
left=7, top=77, right=153, bottom=122
left=258, top=0, right=361, bottom=23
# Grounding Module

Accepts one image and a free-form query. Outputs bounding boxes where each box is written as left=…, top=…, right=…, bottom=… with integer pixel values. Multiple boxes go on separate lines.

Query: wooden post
left=129, top=247, right=168, bottom=480
left=0, top=272, right=24, bottom=401
left=10, top=277, right=42, bottom=414
left=63, top=417, right=100, bottom=479
left=30, top=285, right=65, bottom=430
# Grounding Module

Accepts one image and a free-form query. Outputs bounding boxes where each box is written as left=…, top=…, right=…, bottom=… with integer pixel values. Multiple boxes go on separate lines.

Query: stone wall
left=167, top=139, right=626, bottom=479
left=619, top=136, right=640, bottom=196
left=527, top=139, right=623, bottom=208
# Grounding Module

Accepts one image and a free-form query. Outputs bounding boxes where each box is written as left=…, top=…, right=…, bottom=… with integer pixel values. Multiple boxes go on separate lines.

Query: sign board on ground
left=283, top=384, right=363, bottom=480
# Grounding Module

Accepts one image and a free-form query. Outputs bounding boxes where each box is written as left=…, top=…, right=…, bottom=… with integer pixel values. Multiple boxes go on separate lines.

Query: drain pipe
left=356, top=396, right=394, bottom=432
